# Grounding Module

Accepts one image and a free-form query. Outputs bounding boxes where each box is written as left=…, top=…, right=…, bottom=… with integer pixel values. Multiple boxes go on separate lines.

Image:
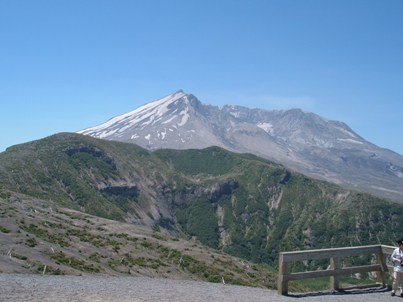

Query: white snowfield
left=77, top=91, right=188, bottom=139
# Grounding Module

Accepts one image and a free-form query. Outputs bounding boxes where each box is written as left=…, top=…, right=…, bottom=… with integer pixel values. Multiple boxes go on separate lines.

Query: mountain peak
left=78, top=90, right=191, bottom=139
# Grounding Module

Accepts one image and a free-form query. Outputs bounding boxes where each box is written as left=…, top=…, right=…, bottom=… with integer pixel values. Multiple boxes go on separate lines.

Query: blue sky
left=1, top=0, right=402, bottom=155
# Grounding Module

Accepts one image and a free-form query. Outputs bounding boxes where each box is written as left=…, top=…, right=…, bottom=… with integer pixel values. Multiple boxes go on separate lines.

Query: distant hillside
left=1, top=133, right=402, bottom=270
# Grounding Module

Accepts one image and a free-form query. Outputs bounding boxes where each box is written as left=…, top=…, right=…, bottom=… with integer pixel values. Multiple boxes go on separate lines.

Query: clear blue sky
left=1, top=0, right=402, bottom=155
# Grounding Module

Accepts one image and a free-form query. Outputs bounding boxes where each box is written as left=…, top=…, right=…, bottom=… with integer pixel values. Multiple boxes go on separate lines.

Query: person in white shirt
left=391, top=238, right=403, bottom=296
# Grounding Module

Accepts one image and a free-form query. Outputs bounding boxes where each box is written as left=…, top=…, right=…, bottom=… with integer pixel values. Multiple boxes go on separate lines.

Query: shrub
left=26, top=237, right=38, bottom=247
left=0, top=225, right=11, bottom=233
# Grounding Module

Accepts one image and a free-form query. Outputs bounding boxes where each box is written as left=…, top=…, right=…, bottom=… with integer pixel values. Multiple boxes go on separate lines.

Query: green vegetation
left=0, top=225, right=11, bottom=233
left=50, top=251, right=101, bottom=273
left=11, top=253, right=28, bottom=260
left=176, top=197, right=219, bottom=248
left=1, top=132, right=403, bottom=289
left=25, top=237, right=37, bottom=247
left=19, top=222, right=70, bottom=247
left=154, top=147, right=245, bottom=176
left=153, top=145, right=403, bottom=272
left=0, top=190, right=11, bottom=199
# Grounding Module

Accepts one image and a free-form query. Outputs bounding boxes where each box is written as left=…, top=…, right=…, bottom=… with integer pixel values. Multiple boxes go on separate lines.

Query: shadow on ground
left=288, top=286, right=390, bottom=298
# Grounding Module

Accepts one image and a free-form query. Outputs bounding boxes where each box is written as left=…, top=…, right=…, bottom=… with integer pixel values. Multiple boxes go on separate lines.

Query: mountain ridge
left=78, top=91, right=403, bottom=202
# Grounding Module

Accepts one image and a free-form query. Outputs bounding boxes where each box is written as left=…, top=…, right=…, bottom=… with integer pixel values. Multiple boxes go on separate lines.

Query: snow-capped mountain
left=78, top=90, right=403, bottom=202
left=79, top=91, right=225, bottom=150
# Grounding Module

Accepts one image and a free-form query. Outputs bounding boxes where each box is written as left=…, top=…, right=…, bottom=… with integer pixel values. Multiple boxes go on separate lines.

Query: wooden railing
left=278, top=244, right=395, bottom=295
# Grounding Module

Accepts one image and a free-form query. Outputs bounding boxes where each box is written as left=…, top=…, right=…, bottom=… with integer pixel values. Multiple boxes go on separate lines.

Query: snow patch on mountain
left=257, top=123, right=274, bottom=135
left=178, top=107, right=190, bottom=127
left=334, top=126, right=357, bottom=138
left=162, top=116, right=176, bottom=124
left=337, top=138, right=363, bottom=144
left=158, top=129, right=167, bottom=140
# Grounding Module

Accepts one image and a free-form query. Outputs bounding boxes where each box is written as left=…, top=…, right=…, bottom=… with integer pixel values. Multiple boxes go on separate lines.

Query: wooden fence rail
left=278, top=244, right=395, bottom=295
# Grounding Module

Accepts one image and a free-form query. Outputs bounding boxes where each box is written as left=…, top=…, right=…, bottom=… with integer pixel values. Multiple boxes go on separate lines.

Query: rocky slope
left=0, top=191, right=276, bottom=288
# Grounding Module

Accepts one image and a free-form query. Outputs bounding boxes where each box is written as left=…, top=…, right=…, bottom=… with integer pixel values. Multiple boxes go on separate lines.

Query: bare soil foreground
left=0, top=273, right=396, bottom=302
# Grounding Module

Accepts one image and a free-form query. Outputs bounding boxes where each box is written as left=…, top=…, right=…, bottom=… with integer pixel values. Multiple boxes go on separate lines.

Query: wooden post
left=329, top=257, right=340, bottom=291
left=375, top=252, right=386, bottom=287
left=278, top=253, right=288, bottom=295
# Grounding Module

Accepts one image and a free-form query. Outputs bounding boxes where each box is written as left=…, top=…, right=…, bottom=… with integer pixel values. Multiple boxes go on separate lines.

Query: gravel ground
left=0, top=274, right=397, bottom=302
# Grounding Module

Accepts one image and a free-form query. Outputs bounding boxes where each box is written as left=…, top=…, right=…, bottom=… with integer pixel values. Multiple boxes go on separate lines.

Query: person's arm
left=392, top=250, right=401, bottom=263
